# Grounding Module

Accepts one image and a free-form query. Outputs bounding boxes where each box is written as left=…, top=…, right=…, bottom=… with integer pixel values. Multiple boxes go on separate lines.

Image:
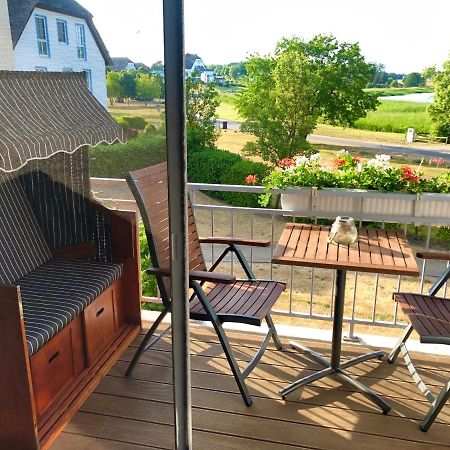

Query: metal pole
left=162, top=0, right=192, bottom=448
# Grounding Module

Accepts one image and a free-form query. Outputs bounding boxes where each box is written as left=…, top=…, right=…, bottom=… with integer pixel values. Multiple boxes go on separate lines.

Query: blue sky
left=84, top=0, right=450, bottom=73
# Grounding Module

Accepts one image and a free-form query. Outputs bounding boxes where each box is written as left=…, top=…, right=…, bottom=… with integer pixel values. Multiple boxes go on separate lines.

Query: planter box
left=280, top=188, right=450, bottom=224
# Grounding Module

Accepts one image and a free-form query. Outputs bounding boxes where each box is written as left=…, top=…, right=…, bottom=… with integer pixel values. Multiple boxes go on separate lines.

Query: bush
left=116, top=115, right=147, bottom=130
left=188, top=148, right=241, bottom=184
left=90, top=132, right=166, bottom=178
left=187, top=148, right=271, bottom=207
left=144, top=124, right=157, bottom=134
left=219, top=159, right=271, bottom=207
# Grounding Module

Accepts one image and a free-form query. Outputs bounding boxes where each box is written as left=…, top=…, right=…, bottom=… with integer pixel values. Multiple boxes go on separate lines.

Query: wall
left=0, top=0, right=14, bottom=69
left=13, top=7, right=107, bottom=108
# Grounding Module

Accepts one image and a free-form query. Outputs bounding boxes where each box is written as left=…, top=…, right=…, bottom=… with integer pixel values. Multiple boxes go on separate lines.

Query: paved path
left=218, top=119, right=450, bottom=160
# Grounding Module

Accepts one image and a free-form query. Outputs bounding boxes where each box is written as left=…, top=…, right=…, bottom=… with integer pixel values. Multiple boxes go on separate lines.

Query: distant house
left=0, top=0, right=111, bottom=108
left=110, top=57, right=150, bottom=72
left=185, top=53, right=214, bottom=83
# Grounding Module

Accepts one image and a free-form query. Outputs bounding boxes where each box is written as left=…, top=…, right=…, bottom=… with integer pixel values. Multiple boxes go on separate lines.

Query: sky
left=83, top=0, right=450, bottom=73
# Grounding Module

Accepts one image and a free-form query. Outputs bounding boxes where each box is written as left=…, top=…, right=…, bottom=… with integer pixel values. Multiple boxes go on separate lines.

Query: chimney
left=0, top=0, right=15, bottom=70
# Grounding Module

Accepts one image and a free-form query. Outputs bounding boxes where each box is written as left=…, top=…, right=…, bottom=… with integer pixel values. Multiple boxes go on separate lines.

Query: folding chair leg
left=266, top=314, right=283, bottom=351
left=421, top=380, right=450, bottom=432
left=192, top=281, right=252, bottom=406
left=388, top=323, right=413, bottom=363
left=126, top=308, right=169, bottom=376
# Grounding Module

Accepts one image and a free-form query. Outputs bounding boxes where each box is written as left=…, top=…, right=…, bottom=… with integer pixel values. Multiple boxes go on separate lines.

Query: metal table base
left=280, top=269, right=391, bottom=414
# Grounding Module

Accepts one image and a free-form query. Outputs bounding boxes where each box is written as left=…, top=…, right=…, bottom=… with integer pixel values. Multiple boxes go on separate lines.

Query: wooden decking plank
left=77, top=393, right=448, bottom=450
left=96, top=375, right=450, bottom=426
left=53, top=433, right=160, bottom=450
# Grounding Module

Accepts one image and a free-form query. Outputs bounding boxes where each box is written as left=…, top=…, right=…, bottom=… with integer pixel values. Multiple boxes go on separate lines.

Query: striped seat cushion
left=0, top=178, right=52, bottom=284
left=19, top=258, right=123, bottom=356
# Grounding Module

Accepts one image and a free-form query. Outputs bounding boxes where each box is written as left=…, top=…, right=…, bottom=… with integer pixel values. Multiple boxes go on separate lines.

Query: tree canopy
left=403, top=72, right=424, bottom=87
left=428, top=58, right=450, bottom=137
left=236, top=35, right=378, bottom=163
left=136, top=73, right=161, bottom=104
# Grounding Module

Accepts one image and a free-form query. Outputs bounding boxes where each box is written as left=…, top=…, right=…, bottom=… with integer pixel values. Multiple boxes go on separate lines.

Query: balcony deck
left=52, top=323, right=450, bottom=450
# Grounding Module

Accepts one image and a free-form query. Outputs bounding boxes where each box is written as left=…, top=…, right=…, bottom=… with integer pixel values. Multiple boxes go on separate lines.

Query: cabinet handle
left=96, top=307, right=105, bottom=317
left=48, top=351, right=60, bottom=364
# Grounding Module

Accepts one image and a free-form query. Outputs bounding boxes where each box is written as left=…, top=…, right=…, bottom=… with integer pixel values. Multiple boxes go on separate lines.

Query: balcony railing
left=92, top=177, right=450, bottom=339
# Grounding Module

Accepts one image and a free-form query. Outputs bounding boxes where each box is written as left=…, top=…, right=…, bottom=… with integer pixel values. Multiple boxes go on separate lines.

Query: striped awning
left=0, top=71, right=124, bottom=172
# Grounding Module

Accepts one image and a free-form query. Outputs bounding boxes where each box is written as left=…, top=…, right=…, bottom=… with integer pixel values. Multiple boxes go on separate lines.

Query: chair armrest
left=199, top=237, right=270, bottom=247
left=416, top=251, right=450, bottom=261
left=147, top=268, right=236, bottom=285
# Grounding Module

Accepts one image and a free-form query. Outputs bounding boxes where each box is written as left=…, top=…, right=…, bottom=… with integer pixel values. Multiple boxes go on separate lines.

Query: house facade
left=185, top=53, right=214, bottom=83
left=0, top=0, right=110, bottom=108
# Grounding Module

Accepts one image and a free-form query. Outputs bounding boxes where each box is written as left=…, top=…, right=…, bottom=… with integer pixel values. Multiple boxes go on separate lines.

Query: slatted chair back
left=127, top=162, right=207, bottom=307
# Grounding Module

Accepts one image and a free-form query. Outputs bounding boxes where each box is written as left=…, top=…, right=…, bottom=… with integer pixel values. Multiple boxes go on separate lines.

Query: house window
left=35, top=15, right=50, bottom=56
left=35, top=67, right=48, bottom=72
left=57, top=20, right=68, bottom=44
left=82, top=69, right=93, bottom=92
left=75, top=24, right=86, bottom=59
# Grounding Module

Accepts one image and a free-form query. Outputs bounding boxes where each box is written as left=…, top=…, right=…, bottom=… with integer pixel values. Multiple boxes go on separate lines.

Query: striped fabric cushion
left=20, top=258, right=123, bottom=356
left=0, top=179, right=52, bottom=284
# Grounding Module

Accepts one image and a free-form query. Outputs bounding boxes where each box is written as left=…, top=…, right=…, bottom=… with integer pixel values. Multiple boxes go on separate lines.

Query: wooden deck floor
left=52, top=324, right=450, bottom=449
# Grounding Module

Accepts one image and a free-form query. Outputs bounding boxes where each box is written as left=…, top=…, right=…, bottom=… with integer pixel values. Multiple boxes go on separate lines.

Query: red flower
left=278, top=157, right=295, bottom=168
left=402, top=166, right=420, bottom=183
left=336, top=159, right=346, bottom=167
left=352, top=156, right=361, bottom=164
left=245, top=174, right=257, bottom=185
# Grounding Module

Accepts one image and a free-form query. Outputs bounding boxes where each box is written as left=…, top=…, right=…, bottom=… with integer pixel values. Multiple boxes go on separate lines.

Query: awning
left=0, top=71, right=124, bottom=173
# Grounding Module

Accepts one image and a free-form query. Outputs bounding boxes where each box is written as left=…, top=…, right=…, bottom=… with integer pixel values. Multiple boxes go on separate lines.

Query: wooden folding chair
left=125, top=162, right=285, bottom=406
left=388, top=251, right=450, bottom=431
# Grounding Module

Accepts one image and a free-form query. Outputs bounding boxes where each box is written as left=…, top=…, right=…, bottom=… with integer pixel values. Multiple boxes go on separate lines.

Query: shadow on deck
left=52, top=324, right=450, bottom=449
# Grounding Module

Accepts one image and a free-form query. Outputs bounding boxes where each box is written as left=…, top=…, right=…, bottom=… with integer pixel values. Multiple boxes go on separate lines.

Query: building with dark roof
left=110, top=57, right=150, bottom=72
left=0, top=0, right=110, bottom=107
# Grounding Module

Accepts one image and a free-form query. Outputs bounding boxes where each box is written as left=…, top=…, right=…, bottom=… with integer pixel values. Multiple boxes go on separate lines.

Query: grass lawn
left=353, top=100, right=432, bottom=134
left=365, top=86, right=434, bottom=97
left=109, top=102, right=163, bottom=126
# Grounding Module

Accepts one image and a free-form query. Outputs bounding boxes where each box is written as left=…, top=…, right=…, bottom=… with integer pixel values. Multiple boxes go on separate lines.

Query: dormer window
left=75, top=24, right=87, bottom=59
left=35, top=15, right=50, bottom=57
left=57, top=20, right=69, bottom=44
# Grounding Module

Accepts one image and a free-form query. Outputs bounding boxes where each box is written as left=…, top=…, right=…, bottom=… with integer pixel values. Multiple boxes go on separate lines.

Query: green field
left=353, top=100, right=432, bottom=134
left=365, top=87, right=434, bottom=97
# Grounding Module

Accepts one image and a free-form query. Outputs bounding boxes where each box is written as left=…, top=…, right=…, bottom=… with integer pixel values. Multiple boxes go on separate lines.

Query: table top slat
left=272, top=224, right=419, bottom=277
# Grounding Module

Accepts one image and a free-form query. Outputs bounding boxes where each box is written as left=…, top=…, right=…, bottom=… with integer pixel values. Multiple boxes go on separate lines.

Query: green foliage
left=219, top=160, right=271, bottom=207
left=390, top=79, right=400, bottom=88
left=89, top=132, right=166, bottom=178
left=139, top=224, right=158, bottom=297
left=136, top=73, right=161, bottom=103
left=403, top=72, right=424, bottom=87
left=187, top=148, right=270, bottom=207
left=116, top=115, right=147, bottom=130
left=188, top=148, right=241, bottom=184
left=236, top=35, right=378, bottom=164
left=119, top=71, right=137, bottom=99
left=144, top=124, right=157, bottom=134
left=422, top=65, right=437, bottom=82
left=106, top=71, right=121, bottom=106
left=428, top=58, right=450, bottom=137
left=186, top=75, right=220, bottom=151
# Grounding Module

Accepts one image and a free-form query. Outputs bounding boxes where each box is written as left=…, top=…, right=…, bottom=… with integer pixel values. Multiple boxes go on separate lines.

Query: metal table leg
left=280, top=269, right=391, bottom=414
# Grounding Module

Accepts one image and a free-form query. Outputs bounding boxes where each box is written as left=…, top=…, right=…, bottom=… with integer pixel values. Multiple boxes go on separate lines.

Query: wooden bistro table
left=272, top=223, right=420, bottom=414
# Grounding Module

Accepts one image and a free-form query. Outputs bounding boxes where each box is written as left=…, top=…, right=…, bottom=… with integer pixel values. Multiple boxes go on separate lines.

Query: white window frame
left=75, top=24, right=87, bottom=60
left=82, top=69, right=93, bottom=92
left=56, top=19, right=69, bottom=44
left=35, top=15, right=50, bottom=57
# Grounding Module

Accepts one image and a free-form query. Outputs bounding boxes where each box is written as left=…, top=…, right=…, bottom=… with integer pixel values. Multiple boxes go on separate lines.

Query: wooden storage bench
left=0, top=179, right=142, bottom=449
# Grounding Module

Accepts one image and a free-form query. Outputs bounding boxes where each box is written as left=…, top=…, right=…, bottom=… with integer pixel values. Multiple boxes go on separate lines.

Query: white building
left=0, top=0, right=110, bottom=108
left=185, top=53, right=215, bottom=84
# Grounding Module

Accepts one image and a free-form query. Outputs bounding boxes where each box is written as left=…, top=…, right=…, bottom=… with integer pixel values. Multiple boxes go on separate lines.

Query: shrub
left=219, top=159, right=271, bottom=207
left=187, top=148, right=241, bottom=185
left=144, top=124, right=158, bottom=134
left=116, top=115, right=147, bottom=130
left=89, top=132, right=166, bottom=178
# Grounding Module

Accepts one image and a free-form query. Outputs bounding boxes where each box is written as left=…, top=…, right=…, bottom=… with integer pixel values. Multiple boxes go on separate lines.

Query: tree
left=136, top=73, right=161, bottom=105
left=403, top=72, right=424, bottom=87
left=106, top=71, right=122, bottom=106
left=236, top=35, right=378, bottom=163
left=228, top=62, right=247, bottom=80
left=185, top=74, right=220, bottom=150
left=428, top=58, right=450, bottom=137
left=150, top=60, right=164, bottom=71
left=422, top=65, right=437, bottom=83
left=119, top=71, right=137, bottom=101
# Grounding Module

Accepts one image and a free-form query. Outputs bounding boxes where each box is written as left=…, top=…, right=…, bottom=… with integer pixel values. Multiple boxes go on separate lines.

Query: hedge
left=115, top=115, right=147, bottom=130
left=188, top=148, right=271, bottom=207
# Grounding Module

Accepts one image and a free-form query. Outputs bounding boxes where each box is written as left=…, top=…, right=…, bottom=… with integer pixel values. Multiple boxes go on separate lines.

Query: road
left=217, top=119, right=450, bottom=160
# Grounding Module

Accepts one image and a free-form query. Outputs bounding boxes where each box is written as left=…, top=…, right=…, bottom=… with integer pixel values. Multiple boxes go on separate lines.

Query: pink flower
left=429, top=157, right=445, bottom=167
left=245, top=174, right=257, bottom=185
left=278, top=157, right=295, bottom=168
